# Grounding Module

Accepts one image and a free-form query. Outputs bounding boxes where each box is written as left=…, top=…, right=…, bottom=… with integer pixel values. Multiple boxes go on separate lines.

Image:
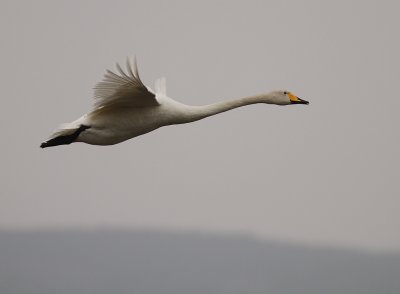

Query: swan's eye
left=283, top=91, right=288, bottom=95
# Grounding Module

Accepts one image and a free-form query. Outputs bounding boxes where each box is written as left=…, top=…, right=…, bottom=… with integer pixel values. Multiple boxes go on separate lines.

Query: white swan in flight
left=41, top=57, right=309, bottom=148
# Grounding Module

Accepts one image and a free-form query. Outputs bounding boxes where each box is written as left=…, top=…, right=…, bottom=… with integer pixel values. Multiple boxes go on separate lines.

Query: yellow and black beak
left=288, top=92, right=309, bottom=105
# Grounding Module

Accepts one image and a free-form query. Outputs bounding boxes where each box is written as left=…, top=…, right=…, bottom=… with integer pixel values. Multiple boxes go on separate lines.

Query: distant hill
left=0, top=229, right=399, bottom=294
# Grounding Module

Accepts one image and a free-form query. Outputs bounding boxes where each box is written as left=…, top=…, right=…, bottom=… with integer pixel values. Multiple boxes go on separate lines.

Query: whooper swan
left=40, top=57, right=309, bottom=148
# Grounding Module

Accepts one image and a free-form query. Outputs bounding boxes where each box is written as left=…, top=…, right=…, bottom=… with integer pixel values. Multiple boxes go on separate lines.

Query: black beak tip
left=291, top=98, right=309, bottom=105
left=299, top=98, right=309, bottom=105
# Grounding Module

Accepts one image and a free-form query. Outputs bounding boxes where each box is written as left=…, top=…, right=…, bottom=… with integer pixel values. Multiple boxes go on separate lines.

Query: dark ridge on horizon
left=0, top=229, right=399, bottom=294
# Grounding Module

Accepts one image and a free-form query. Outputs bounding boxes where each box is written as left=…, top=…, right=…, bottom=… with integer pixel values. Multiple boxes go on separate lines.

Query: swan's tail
left=40, top=125, right=90, bottom=148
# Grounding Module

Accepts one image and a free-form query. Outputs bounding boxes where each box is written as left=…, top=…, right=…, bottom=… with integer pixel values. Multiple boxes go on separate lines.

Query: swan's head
left=267, top=91, right=309, bottom=106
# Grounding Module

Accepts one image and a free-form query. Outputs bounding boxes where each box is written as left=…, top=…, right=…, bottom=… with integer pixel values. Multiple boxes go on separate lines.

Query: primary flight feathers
left=93, top=57, right=159, bottom=108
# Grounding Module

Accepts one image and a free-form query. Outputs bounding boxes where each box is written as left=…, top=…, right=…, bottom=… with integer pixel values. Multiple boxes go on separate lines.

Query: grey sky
left=0, top=0, right=399, bottom=251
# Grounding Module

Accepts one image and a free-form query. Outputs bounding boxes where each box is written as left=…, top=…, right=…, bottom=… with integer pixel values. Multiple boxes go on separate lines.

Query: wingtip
left=155, top=77, right=167, bottom=96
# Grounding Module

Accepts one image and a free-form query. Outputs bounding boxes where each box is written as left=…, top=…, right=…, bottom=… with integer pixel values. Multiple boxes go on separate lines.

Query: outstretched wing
left=93, top=57, right=159, bottom=108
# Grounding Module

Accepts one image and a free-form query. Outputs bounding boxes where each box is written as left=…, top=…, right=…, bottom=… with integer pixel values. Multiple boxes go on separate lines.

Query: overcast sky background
left=1, top=0, right=399, bottom=251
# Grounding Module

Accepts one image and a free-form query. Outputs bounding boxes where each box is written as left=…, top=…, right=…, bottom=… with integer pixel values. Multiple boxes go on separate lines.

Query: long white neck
left=179, top=93, right=276, bottom=124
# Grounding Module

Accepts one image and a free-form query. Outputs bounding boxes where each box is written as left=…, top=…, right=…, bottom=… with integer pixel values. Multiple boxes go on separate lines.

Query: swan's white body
left=41, top=57, right=308, bottom=148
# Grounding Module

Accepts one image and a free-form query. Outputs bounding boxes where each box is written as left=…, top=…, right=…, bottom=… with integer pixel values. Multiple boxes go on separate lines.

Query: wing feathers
left=155, top=77, right=167, bottom=96
left=126, top=58, right=135, bottom=78
left=132, top=56, right=141, bottom=80
left=93, top=57, right=159, bottom=108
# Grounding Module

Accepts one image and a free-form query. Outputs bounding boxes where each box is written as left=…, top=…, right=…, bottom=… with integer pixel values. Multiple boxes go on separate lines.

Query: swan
left=40, top=57, right=309, bottom=148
